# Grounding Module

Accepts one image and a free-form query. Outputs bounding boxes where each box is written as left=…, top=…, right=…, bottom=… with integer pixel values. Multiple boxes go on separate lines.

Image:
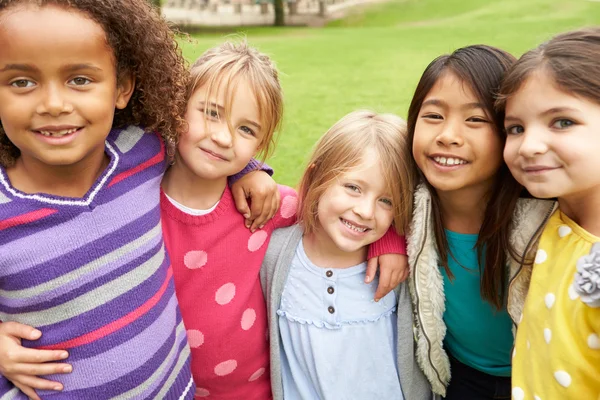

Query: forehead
left=192, top=73, right=261, bottom=114
left=337, top=149, right=390, bottom=191
left=505, top=71, right=577, bottom=111
left=0, top=5, right=113, bottom=68
left=424, top=72, right=480, bottom=104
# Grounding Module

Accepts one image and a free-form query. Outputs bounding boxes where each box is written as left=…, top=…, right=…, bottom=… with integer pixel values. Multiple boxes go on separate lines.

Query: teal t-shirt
left=441, top=230, right=513, bottom=377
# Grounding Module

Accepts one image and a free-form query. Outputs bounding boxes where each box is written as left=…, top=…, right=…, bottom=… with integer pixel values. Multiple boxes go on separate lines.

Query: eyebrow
left=61, top=64, right=103, bottom=73
left=421, top=99, right=485, bottom=111
left=198, top=101, right=262, bottom=130
left=0, top=64, right=39, bottom=73
left=0, top=63, right=102, bottom=73
left=198, top=101, right=224, bottom=112
left=505, top=107, right=580, bottom=124
left=242, top=119, right=262, bottom=131
left=540, top=107, right=579, bottom=117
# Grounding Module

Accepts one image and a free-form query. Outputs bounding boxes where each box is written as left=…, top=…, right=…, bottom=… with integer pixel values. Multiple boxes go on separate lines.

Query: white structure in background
left=163, top=0, right=385, bottom=26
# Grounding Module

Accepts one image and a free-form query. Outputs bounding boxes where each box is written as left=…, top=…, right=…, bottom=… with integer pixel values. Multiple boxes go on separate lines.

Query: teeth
left=433, top=156, right=467, bottom=166
left=342, top=219, right=368, bottom=233
left=38, top=128, right=78, bottom=137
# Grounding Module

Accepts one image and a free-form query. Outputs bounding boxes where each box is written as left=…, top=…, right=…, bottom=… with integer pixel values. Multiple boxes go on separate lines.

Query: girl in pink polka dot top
left=159, top=42, right=409, bottom=399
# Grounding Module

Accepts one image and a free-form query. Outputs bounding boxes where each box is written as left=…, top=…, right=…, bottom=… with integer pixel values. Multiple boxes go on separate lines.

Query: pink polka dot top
left=160, top=185, right=298, bottom=399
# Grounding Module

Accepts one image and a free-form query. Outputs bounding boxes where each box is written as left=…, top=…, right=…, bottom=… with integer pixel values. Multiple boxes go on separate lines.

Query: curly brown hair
left=0, top=0, right=189, bottom=167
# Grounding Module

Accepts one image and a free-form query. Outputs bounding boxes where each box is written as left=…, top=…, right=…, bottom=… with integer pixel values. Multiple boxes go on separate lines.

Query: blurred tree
left=274, top=0, right=284, bottom=26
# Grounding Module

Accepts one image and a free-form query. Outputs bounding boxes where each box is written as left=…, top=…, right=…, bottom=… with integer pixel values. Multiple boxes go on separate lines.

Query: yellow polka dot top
left=512, top=210, right=600, bottom=400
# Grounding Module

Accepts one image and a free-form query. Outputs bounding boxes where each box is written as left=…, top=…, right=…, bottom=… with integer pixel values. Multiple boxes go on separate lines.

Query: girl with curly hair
left=0, top=1, right=276, bottom=399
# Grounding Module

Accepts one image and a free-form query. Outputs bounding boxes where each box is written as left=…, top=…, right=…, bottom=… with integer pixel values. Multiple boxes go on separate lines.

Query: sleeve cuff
left=228, top=159, right=274, bottom=185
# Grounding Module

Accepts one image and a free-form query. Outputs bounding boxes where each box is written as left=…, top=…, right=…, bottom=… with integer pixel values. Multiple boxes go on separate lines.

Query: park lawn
left=178, top=0, right=600, bottom=186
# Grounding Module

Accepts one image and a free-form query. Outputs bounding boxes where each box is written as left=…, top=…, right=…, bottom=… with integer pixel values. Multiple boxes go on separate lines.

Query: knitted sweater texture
left=0, top=126, right=194, bottom=399
left=161, top=185, right=298, bottom=400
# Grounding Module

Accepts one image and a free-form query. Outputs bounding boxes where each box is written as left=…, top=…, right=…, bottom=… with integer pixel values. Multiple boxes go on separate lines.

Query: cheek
left=503, top=138, right=518, bottom=167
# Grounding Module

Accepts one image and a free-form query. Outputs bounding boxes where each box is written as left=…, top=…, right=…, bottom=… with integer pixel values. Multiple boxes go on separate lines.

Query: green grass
left=178, top=0, right=600, bottom=186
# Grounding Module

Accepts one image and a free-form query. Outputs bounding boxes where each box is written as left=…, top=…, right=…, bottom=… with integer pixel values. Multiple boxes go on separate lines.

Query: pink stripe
left=108, top=141, right=165, bottom=188
left=39, top=266, right=173, bottom=350
left=0, top=208, right=57, bottom=230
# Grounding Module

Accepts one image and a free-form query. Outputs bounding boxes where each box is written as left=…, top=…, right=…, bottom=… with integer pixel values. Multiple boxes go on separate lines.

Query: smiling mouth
left=34, top=128, right=81, bottom=137
left=201, top=148, right=228, bottom=161
left=431, top=156, right=468, bottom=166
left=340, top=218, right=370, bottom=233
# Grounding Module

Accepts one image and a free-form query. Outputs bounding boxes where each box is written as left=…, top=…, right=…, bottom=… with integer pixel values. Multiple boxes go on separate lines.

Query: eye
left=344, top=184, right=360, bottom=193
left=421, top=113, right=443, bottom=120
left=505, top=125, right=524, bottom=135
left=11, top=79, right=35, bottom=88
left=201, top=108, right=220, bottom=120
left=239, top=125, right=256, bottom=137
left=466, top=116, right=489, bottom=123
left=551, top=118, right=575, bottom=129
left=69, top=77, right=91, bottom=86
left=379, top=198, right=393, bottom=207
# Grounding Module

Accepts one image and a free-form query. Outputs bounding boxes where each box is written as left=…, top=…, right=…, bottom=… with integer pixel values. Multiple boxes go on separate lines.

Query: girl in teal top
left=406, top=45, right=523, bottom=399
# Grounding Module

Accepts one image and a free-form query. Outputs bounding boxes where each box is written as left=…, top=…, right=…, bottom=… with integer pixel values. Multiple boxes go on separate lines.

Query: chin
left=523, top=185, right=561, bottom=200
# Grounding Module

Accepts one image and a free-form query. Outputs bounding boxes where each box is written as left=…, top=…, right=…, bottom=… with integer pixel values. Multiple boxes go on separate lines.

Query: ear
left=115, top=73, right=136, bottom=110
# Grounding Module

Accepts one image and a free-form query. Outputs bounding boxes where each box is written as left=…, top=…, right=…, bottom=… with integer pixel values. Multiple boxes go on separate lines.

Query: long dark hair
left=406, top=45, right=522, bottom=310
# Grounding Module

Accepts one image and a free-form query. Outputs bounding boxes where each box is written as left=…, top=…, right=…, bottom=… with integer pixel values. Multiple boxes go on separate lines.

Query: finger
left=231, top=186, right=251, bottom=220
left=248, top=193, right=265, bottom=232
left=374, top=267, right=393, bottom=302
left=250, top=193, right=272, bottom=232
left=365, top=257, right=378, bottom=284
left=6, top=347, right=68, bottom=364
left=11, top=362, right=72, bottom=376
left=0, top=322, right=41, bottom=341
left=388, top=269, right=402, bottom=289
left=13, top=374, right=64, bottom=392
left=271, top=188, right=281, bottom=217
left=268, top=190, right=281, bottom=222
left=13, top=382, right=41, bottom=400
left=399, top=267, right=410, bottom=283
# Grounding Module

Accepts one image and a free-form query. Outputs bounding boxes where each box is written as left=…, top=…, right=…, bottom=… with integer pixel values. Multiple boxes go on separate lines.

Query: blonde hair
left=187, top=40, right=283, bottom=160
left=297, top=110, right=413, bottom=235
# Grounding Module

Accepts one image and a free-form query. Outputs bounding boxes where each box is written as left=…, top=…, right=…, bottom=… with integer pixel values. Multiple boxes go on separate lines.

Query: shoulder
left=106, top=126, right=163, bottom=161
left=277, top=184, right=297, bottom=197
left=271, top=224, right=302, bottom=246
left=265, top=225, right=303, bottom=262
left=511, top=198, right=557, bottom=238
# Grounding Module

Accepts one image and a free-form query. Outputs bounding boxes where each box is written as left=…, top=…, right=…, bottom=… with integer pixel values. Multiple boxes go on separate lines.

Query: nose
left=517, top=126, right=548, bottom=158
left=35, top=83, right=73, bottom=116
left=211, top=124, right=233, bottom=148
left=353, top=198, right=375, bottom=221
left=435, top=120, right=464, bottom=147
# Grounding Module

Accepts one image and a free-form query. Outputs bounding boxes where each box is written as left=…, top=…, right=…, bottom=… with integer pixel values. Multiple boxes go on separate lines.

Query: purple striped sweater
left=0, top=126, right=194, bottom=399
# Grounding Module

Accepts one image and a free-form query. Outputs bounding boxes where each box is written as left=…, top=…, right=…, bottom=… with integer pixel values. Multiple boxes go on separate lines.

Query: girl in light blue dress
left=261, top=110, right=431, bottom=400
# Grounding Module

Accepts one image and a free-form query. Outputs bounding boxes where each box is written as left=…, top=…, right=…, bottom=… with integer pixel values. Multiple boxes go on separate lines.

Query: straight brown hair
left=406, top=45, right=522, bottom=310
left=497, top=27, right=600, bottom=111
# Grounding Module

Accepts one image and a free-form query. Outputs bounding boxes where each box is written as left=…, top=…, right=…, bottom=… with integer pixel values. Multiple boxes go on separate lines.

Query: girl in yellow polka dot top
left=497, top=27, right=600, bottom=400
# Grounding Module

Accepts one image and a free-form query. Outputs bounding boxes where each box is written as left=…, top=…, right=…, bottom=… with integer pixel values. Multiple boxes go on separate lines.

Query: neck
left=161, top=154, right=227, bottom=210
left=437, top=184, right=491, bottom=234
left=558, top=186, right=600, bottom=237
left=6, top=150, right=109, bottom=198
left=302, top=229, right=367, bottom=269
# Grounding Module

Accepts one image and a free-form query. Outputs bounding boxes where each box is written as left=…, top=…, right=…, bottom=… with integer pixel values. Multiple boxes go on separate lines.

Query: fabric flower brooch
left=574, top=242, right=600, bottom=308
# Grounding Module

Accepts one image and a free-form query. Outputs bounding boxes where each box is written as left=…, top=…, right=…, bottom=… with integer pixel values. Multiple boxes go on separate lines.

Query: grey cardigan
left=260, top=225, right=432, bottom=400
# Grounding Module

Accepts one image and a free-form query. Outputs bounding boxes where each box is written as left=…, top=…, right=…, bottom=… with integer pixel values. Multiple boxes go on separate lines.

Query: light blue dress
left=277, top=240, right=404, bottom=400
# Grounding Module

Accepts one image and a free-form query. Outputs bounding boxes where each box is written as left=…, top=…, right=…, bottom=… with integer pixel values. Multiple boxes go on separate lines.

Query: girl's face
left=504, top=70, right=600, bottom=201
left=178, top=76, right=263, bottom=181
left=314, top=149, right=394, bottom=257
left=0, top=5, right=133, bottom=169
left=412, top=72, right=504, bottom=197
